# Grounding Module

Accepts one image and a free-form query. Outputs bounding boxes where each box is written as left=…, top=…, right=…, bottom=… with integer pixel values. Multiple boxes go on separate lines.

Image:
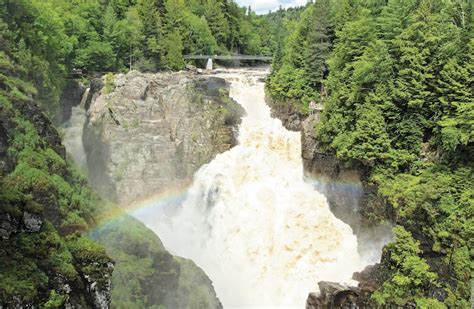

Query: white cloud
left=235, top=0, right=308, bottom=14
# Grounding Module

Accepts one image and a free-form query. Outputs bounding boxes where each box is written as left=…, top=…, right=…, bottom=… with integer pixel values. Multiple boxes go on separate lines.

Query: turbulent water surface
left=150, top=69, right=364, bottom=308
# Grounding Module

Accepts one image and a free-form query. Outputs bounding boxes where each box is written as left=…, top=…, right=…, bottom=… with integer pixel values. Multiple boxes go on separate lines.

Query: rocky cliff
left=91, top=214, right=222, bottom=309
left=84, top=71, right=244, bottom=205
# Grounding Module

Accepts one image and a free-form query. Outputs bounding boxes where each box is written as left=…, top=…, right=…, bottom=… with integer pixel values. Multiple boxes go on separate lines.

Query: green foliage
left=67, top=235, right=112, bottom=289
left=76, top=41, right=116, bottom=72
left=162, top=30, right=185, bottom=70
left=304, top=0, right=332, bottom=91
left=1, top=0, right=71, bottom=115
left=372, top=226, right=439, bottom=306
left=266, top=5, right=319, bottom=107
left=92, top=214, right=220, bottom=309
left=44, top=290, right=66, bottom=308
left=103, top=73, right=116, bottom=94
left=0, top=52, right=110, bottom=306
left=2, top=0, right=279, bottom=116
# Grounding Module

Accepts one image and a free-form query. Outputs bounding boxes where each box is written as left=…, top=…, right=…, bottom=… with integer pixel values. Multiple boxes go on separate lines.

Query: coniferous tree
left=204, top=0, right=229, bottom=49
left=137, top=0, right=163, bottom=68
left=304, top=0, right=332, bottom=93
left=162, top=30, right=185, bottom=69
left=113, top=8, right=143, bottom=71
left=436, top=39, right=474, bottom=155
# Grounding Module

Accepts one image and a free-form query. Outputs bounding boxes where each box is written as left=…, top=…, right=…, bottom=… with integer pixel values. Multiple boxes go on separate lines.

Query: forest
left=0, top=0, right=473, bottom=307
left=267, top=0, right=473, bottom=307
left=1, top=0, right=296, bottom=117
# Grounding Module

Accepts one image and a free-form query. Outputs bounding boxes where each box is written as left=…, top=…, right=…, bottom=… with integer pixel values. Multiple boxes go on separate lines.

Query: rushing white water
left=154, top=69, right=363, bottom=308
left=62, top=88, right=89, bottom=169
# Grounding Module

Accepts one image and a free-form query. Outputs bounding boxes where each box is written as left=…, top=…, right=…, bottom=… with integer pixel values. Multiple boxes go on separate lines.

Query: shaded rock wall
left=92, top=215, right=222, bottom=309
left=58, top=70, right=241, bottom=308
left=56, top=80, right=86, bottom=125
left=84, top=71, right=244, bottom=205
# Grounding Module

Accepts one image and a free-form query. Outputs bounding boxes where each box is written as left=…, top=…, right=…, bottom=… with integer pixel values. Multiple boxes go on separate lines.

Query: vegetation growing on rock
left=0, top=50, right=113, bottom=306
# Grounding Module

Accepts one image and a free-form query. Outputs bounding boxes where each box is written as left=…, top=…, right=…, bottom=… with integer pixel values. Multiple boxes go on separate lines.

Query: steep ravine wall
left=266, top=96, right=390, bottom=234
left=265, top=95, right=392, bottom=308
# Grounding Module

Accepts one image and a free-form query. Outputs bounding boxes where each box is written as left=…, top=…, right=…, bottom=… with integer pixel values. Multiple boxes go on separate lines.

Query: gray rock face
left=266, top=96, right=393, bottom=307
left=0, top=213, right=19, bottom=239
left=306, top=282, right=361, bottom=309
left=266, top=97, right=367, bottom=232
left=57, top=80, right=86, bottom=124
left=84, top=70, right=244, bottom=205
left=84, top=262, right=114, bottom=309
left=22, top=212, right=42, bottom=232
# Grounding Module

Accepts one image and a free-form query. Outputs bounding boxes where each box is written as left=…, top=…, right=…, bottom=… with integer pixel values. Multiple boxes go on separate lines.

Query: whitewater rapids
left=155, top=69, right=363, bottom=308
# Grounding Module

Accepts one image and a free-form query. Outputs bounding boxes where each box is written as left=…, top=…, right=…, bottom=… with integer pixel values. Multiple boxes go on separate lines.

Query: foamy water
left=62, top=88, right=89, bottom=169
left=154, top=69, right=363, bottom=307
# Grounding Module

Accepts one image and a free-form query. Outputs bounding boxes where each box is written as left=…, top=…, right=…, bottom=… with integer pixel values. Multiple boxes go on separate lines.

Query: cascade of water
left=153, top=69, right=364, bottom=308
left=206, top=58, right=213, bottom=70
left=62, top=88, right=89, bottom=169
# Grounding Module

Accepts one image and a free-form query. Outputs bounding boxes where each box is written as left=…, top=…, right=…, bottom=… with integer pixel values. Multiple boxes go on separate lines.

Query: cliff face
left=91, top=214, right=222, bottom=309
left=0, top=97, right=113, bottom=308
left=84, top=71, right=244, bottom=205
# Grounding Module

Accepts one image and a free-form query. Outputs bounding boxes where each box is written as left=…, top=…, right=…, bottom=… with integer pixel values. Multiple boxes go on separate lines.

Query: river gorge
left=60, top=68, right=388, bottom=308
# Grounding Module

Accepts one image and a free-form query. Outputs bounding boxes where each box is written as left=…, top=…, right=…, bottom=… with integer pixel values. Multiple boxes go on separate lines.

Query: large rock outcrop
left=84, top=71, right=244, bottom=205
left=58, top=71, right=238, bottom=308
left=92, top=214, right=222, bottom=309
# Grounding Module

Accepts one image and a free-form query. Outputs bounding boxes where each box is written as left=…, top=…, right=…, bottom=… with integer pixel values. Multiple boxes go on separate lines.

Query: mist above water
left=149, top=69, right=368, bottom=307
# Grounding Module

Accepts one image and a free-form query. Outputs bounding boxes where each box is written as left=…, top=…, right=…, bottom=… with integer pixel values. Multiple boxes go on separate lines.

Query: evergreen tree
left=436, top=39, right=474, bottom=155
left=304, top=0, right=332, bottom=93
left=104, top=2, right=118, bottom=41
left=137, top=0, right=163, bottom=68
left=112, top=8, right=143, bottom=71
left=162, top=30, right=185, bottom=70
left=204, top=0, right=229, bottom=49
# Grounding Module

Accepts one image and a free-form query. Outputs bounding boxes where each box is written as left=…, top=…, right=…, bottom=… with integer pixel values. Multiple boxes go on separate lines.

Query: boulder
left=306, top=282, right=360, bottom=309
left=0, top=213, right=19, bottom=239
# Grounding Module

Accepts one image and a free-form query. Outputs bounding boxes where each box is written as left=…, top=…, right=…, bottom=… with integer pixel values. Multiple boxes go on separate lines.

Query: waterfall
left=206, top=58, right=213, bottom=70
left=62, top=88, right=89, bottom=169
left=153, top=69, right=363, bottom=308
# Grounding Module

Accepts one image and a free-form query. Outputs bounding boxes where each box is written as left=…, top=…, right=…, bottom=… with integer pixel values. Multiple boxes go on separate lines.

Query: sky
left=235, top=0, right=308, bottom=14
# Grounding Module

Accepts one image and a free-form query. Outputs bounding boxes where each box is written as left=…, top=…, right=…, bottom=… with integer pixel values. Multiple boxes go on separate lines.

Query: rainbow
left=89, top=175, right=364, bottom=233
left=90, top=182, right=191, bottom=233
